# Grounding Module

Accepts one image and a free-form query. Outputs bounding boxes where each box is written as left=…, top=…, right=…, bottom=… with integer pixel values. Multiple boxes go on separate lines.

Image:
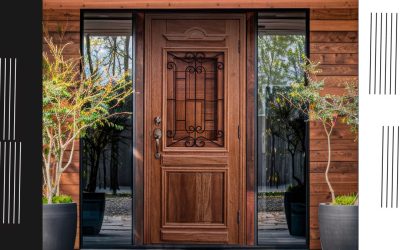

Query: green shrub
left=333, top=194, right=357, bottom=206
left=43, top=195, right=73, bottom=204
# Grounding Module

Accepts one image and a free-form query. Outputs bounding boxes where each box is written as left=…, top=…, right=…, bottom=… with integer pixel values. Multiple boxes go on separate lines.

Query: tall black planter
left=319, top=203, right=358, bottom=250
left=43, top=203, right=77, bottom=250
left=82, top=192, right=106, bottom=235
left=284, top=191, right=306, bottom=236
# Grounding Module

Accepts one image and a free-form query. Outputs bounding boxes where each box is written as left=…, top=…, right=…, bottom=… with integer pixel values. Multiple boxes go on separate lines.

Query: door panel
left=144, top=13, right=245, bottom=244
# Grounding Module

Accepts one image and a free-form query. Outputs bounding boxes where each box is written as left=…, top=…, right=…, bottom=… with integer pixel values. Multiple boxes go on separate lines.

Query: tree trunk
left=324, top=125, right=335, bottom=203
left=110, top=138, right=120, bottom=195
left=103, top=150, right=107, bottom=189
left=85, top=35, right=93, bottom=75
left=86, top=150, right=101, bottom=193
left=291, top=152, right=302, bottom=185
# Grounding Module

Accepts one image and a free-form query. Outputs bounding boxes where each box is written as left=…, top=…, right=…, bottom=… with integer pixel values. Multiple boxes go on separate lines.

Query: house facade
left=43, top=1, right=358, bottom=249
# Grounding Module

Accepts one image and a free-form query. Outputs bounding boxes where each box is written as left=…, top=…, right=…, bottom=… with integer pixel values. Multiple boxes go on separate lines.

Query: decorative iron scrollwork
left=166, top=51, right=224, bottom=147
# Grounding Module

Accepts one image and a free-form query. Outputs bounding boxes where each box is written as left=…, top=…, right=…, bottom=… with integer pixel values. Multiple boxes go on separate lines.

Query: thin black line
left=369, top=12, right=373, bottom=94
left=384, top=13, right=388, bottom=95
left=380, top=13, right=383, bottom=95
left=375, top=13, right=378, bottom=94
left=392, top=126, right=395, bottom=207
left=382, top=126, right=385, bottom=208
left=397, top=126, right=399, bottom=208
left=390, top=13, right=393, bottom=95
left=387, top=126, right=390, bottom=208
left=394, top=13, right=398, bottom=95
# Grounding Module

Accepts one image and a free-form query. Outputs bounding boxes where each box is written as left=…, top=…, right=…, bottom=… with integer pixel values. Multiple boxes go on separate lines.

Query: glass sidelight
left=80, top=12, right=136, bottom=248
left=256, top=11, right=308, bottom=247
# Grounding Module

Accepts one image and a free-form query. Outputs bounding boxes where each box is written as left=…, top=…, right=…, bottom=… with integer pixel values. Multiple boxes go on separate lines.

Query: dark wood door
left=144, top=13, right=246, bottom=244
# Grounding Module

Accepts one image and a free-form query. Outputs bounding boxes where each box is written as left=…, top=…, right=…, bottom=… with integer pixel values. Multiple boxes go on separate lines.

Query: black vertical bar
left=375, top=13, right=378, bottom=94
left=397, top=126, right=399, bottom=208
left=380, top=13, right=383, bottom=95
left=396, top=13, right=398, bottom=95
left=387, top=126, right=390, bottom=208
left=382, top=126, right=385, bottom=207
left=384, top=13, right=388, bottom=94
left=370, top=13, right=373, bottom=94
left=390, top=13, right=393, bottom=95
left=392, top=126, right=395, bottom=207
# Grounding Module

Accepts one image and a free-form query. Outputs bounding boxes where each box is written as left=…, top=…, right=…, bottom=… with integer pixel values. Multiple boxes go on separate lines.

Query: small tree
left=282, top=61, right=358, bottom=203
left=42, top=37, right=133, bottom=204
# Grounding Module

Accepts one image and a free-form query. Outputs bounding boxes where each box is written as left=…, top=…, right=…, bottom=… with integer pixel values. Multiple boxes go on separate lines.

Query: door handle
left=154, top=128, right=162, bottom=159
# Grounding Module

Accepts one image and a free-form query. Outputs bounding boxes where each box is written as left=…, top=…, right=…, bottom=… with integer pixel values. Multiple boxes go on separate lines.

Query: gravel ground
left=104, top=196, right=132, bottom=217
left=258, top=195, right=284, bottom=212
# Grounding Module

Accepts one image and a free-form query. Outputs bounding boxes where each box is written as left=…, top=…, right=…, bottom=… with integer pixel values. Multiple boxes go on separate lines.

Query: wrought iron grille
left=166, top=51, right=225, bottom=147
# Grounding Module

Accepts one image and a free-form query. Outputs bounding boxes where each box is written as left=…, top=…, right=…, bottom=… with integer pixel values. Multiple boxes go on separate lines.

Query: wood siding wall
left=43, top=9, right=81, bottom=249
left=42, top=7, right=358, bottom=250
left=43, top=0, right=357, bottom=9
left=309, top=8, right=358, bottom=250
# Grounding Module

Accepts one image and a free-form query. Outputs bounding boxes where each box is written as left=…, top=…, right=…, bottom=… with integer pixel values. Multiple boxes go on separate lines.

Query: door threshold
left=82, top=244, right=308, bottom=250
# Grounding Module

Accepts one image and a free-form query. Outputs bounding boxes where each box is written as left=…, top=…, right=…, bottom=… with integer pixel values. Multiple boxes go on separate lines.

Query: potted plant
left=42, top=36, right=132, bottom=250
left=283, top=61, right=358, bottom=249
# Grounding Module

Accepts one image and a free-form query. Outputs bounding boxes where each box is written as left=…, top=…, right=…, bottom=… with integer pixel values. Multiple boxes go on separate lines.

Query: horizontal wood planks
left=43, top=0, right=357, bottom=10
left=309, top=8, right=358, bottom=250
left=43, top=10, right=81, bottom=249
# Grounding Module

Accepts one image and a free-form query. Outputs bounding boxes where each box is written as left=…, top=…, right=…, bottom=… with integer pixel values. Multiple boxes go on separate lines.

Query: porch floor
left=258, top=211, right=306, bottom=246
left=83, top=215, right=132, bottom=247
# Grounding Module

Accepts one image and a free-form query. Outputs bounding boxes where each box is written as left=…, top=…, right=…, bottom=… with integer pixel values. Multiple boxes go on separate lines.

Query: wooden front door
left=144, top=13, right=246, bottom=244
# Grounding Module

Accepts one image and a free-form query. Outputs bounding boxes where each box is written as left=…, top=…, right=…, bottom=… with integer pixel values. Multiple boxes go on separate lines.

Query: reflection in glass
left=81, top=13, right=135, bottom=248
left=257, top=12, right=307, bottom=247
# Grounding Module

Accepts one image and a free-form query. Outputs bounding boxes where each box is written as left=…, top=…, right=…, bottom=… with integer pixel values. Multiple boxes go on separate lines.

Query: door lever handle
left=154, top=128, right=162, bottom=159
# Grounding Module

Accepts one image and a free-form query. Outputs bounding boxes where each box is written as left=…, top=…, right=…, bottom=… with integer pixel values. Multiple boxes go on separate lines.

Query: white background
left=359, top=0, right=400, bottom=249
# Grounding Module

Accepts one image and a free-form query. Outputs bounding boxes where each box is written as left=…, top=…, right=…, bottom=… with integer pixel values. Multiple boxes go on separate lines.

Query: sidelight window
left=256, top=11, right=308, bottom=247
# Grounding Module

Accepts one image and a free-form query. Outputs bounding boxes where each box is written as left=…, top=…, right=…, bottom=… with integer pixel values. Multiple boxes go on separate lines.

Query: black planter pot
left=284, top=191, right=306, bottom=236
left=82, top=192, right=105, bottom=235
left=43, top=203, right=77, bottom=250
left=319, top=203, right=358, bottom=250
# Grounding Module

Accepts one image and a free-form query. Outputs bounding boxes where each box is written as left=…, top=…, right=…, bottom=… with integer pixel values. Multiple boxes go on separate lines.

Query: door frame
left=79, top=9, right=310, bottom=248
left=143, top=12, right=247, bottom=245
